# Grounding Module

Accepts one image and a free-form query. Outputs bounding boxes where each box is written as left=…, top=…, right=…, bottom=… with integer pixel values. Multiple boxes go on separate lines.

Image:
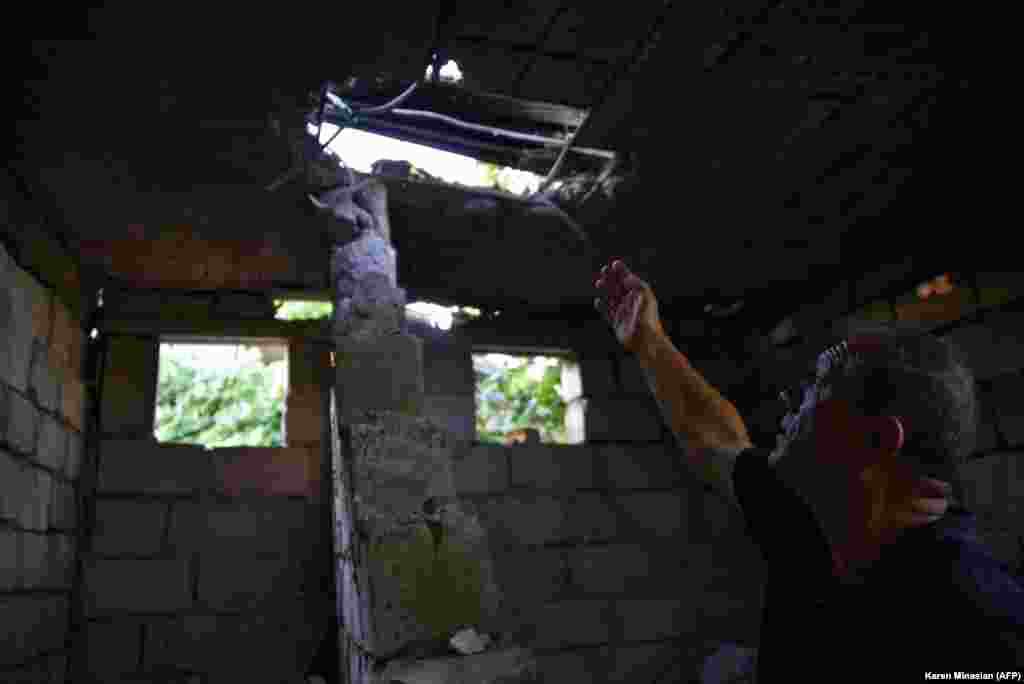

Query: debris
left=449, top=627, right=492, bottom=655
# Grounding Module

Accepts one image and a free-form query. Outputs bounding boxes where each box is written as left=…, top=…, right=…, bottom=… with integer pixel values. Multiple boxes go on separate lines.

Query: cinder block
left=168, top=499, right=312, bottom=556
left=20, top=468, right=53, bottom=532
left=335, top=333, right=425, bottom=421
left=616, top=355, right=650, bottom=395
left=579, top=357, right=617, bottom=397
left=161, top=293, right=211, bottom=322
left=285, top=392, right=324, bottom=446
left=0, top=384, right=8, bottom=445
left=288, top=340, right=328, bottom=391
left=0, top=262, right=39, bottom=393
left=6, top=389, right=39, bottom=456
left=100, top=336, right=157, bottom=436
left=793, top=280, right=853, bottom=333
left=212, top=446, right=315, bottom=498
left=512, top=600, right=611, bottom=650
left=48, top=480, right=76, bottom=531
left=959, top=451, right=1022, bottom=529
left=45, top=533, right=75, bottom=590
left=65, top=432, right=83, bottom=481
left=35, top=414, right=66, bottom=472
left=569, top=320, right=622, bottom=356
left=617, top=599, right=694, bottom=642
left=853, top=260, right=915, bottom=309
left=977, top=272, right=1024, bottom=308
left=536, top=646, right=612, bottom=683
left=0, top=529, right=19, bottom=591
left=22, top=533, right=75, bottom=591
left=18, top=532, right=47, bottom=590
left=489, top=548, right=567, bottom=609
left=85, top=619, right=142, bottom=680
left=420, top=394, right=476, bottom=444
left=614, top=491, right=687, bottom=540
left=212, top=292, right=276, bottom=318
left=145, top=614, right=298, bottom=681
left=423, top=352, right=476, bottom=397
left=567, top=545, right=662, bottom=595
left=98, top=440, right=212, bottom=494
left=0, top=448, right=25, bottom=523
left=91, top=499, right=167, bottom=556
left=893, top=286, right=977, bottom=329
left=103, top=289, right=162, bottom=317
left=988, top=373, right=1024, bottom=448
left=602, top=444, right=685, bottom=490
left=508, top=444, right=596, bottom=490
left=0, top=595, right=69, bottom=666
left=608, top=642, right=694, bottom=684
left=198, top=554, right=299, bottom=611
left=2, top=658, right=60, bottom=684
left=975, top=527, right=1022, bottom=571
left=29, top=341, right=61, bottom=414
left=454, top=444, right=509, bottom=494
left=698, top=590, right=763, bottom=644
left=49, top=300, right=74, bottom=378
left=61, top=375, right=85, bottom=433
left=943, top=315, right=1024, bottom=381
left=28, top=275, right=53, bottom=347
left=562, top=493, right=621, bottom=543
left=580, top=396, right=664, bottom=443
left=84, top=559, right=191, bottom=615
left=689, top=488, right=743, bottom=542
left=478, top=494, right=566, bottom=547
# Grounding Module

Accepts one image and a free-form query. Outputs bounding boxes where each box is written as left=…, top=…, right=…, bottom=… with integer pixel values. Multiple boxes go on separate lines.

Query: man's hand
left=899, top=477, right=952, bottom=527
left=594, top=259, right=666, bottom=353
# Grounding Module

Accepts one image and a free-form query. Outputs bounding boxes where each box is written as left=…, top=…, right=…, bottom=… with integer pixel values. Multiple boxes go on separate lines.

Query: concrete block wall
left=408, top=317, right=477, bottom=446
left=81, top=439, right=327, bottom=683
left=328, top=377, right=758, bottom=683
left=2, top=238, right=88, bottom=682
left=83, top=290, right=335, bottom=682
left=571, top=351, right=666, bottom=445
left=449, top=441, right=763, bottom=683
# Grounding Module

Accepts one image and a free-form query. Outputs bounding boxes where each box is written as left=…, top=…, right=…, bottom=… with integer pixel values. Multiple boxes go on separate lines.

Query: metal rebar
left=353, top=81, right=421, bottom=115
left=538, top=109, right=592, bottom=192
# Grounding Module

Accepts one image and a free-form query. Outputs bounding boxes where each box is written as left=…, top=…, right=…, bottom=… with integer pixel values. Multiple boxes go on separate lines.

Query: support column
left=318, top=162, right=537, bottom=683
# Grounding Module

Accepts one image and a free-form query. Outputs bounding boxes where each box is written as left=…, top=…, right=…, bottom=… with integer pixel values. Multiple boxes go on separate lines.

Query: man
left=593, top=259, right=1023, bottom=680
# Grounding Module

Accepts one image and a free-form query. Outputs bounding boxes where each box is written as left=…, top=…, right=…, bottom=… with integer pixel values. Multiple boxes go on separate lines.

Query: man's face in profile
left=771, top=351, right=864, bottom=539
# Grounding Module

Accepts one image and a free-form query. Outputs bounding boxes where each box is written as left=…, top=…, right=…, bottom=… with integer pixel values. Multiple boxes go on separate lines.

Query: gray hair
left=822, top=320, right=978, bottom=500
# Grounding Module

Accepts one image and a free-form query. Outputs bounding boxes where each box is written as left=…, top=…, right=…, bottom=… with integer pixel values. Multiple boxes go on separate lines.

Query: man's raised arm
left=594, top=260, right=753, bottom=508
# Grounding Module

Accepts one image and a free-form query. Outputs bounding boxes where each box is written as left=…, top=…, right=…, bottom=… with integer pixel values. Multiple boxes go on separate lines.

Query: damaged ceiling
left=12, top=2, right=978, bottom=333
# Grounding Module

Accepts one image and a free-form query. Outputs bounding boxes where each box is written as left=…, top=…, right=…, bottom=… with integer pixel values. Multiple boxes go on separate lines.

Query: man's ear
left=862, top=415, right=905, bottom=454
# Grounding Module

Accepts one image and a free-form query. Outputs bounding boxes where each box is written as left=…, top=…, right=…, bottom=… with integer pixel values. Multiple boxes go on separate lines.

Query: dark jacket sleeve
left=732, top=447, right=834, bottom=583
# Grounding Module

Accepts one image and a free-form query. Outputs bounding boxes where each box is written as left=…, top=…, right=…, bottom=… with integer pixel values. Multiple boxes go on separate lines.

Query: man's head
left=772, top=323, right=978, bottom=547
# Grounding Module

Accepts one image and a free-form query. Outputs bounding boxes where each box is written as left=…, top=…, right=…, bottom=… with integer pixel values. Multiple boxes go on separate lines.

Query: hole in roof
left=307, top=122, right=543, bottom=195
left=425, top=58, right=463, bottom=83
left=407, top=301, right=483, bottom=331
left=272, top=297, right=483, bottom=330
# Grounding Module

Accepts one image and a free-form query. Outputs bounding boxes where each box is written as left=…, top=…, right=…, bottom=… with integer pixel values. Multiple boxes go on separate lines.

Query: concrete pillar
left=323, top=172, right=536, bottom=682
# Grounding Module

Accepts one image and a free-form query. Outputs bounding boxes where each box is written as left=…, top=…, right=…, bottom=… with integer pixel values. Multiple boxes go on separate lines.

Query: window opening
left=274, top=299, right=333, bottom=321
left=472, top=352, right=582, bottom=445
left=155, top=339, right=288, bottom=448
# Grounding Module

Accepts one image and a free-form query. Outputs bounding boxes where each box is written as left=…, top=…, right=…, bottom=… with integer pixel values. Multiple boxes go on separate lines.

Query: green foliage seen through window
left=474, top=354, right=570, bottom=444
left=274, top=300, right=333, bottom=321
left=155, top=344, right=286, bottom=448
